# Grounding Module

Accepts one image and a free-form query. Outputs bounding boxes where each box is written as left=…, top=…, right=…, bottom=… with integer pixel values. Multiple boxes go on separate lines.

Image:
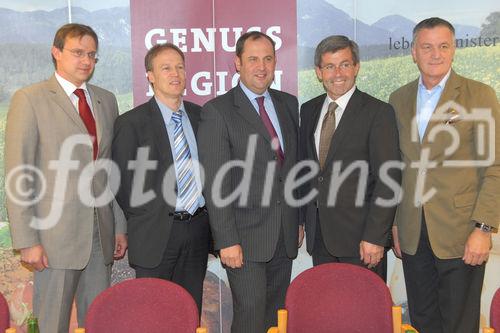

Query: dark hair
left=413, top=17, right=455, bottom=43
left=314, top=35, right=360, bottom=67
left=52, top=23, right=98, bottom=68
left=235, top=31, right=276, bottom=58
left=145, top=43, right=185, bottom=72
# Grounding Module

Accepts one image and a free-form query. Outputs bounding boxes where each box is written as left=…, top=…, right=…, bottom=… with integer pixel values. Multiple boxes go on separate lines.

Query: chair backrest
left=285, top=263, right=393, bottom=333
left=85, top=278, right=199, bottom=333
left=491, top=288, right=500, bottom=331
left=0, top=291, right=9, bottom=332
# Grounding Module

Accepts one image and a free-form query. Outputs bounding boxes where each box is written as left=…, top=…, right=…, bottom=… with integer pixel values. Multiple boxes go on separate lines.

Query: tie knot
left=256, top=96, right=265, bottom=108
left=328, top=101, right=338, bottom=114
left=74, top=88, right=86, bottom=99
left=171, top=111, right=182, bottom=124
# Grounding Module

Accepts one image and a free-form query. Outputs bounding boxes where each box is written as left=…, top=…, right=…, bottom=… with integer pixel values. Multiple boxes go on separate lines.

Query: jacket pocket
left=453, top=191, right=477, bottom=208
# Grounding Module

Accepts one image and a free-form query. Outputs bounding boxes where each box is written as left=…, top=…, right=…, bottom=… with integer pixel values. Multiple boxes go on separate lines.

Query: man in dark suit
left=198, top=31, right=303, bottom=333
left=112, top=43, right=210, bottom=313
left=300, top=35, right=401, bottom=279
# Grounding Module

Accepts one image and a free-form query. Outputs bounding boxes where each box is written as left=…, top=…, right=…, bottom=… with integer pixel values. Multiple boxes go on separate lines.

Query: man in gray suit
left=198, top=31, right=303, bottom=333
left=5, top=24, right=127, bottom=333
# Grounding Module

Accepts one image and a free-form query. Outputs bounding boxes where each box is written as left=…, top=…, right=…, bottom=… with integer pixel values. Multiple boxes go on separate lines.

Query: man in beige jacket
left=5, top=24, right=127, bottom=333
left=389, top=17, right=500, bottom=333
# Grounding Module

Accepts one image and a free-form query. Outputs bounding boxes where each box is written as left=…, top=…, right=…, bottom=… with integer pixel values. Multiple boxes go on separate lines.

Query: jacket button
left=318, top=176, right=324, bottom=182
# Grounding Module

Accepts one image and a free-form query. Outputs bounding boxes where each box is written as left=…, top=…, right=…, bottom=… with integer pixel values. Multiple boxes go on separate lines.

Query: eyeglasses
left=63, top=48, right=99, bottom=63
left=320, top=62, right=354, bottom=72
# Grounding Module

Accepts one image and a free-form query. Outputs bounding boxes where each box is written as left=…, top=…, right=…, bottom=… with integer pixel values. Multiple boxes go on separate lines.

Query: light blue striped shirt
left=155, top=97, right=205, bottom=212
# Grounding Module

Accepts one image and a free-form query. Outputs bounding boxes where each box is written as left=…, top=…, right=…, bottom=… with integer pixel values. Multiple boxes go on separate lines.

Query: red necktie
left=74, top=89, right=98, bottom=160
left=256, top=96, right=284, bottom=164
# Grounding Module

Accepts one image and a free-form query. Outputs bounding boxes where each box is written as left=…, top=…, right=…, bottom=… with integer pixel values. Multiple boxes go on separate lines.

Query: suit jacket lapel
left=398, top=79, right=421, bottom=160
left=308, top=94, right=325, bottom=161
left=87, top=85, right=104, bottom=149
left=47, top=75, right=88, bottom=134
left=233, top=86, right=273, bottom=144
left=323, top=89, right=363, bottom=168
left=184, top=103, right=200, bottom=136
left=148, top=98, right=174, bottom=164
left=269, top=90, right=293, bottom=158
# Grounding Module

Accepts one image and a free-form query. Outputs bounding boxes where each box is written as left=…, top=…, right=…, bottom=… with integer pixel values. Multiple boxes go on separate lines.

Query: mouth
left=170, top=80, right=182, bottom=86
left=255, top=73, right=268, bottom=80
left=330, top=78, right=346, bottom=85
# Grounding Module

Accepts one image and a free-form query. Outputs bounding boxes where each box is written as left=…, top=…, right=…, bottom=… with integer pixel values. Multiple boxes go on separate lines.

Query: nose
left=256, top=59, right=266, bottom=70
left=81, top=55, right=91, bottom=65
left=171, top=67, right=181, bottom=77
left=333, top=66, right=343, bottom=74
left=430, top=47, right=441, bottom=59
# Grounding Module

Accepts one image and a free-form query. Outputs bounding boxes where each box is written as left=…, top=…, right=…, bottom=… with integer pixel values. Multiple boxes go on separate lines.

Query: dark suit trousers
left=402, top=215, right=485, bottom=333
left=134, top=211, right=210, bottom=314
left=225, top=228, right=292, bottom=333
left=312, top=215, right=387, bottom=281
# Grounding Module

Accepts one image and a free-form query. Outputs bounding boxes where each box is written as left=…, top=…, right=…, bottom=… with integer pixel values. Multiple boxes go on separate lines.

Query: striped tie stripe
left=172, top=111, right=199, bottom=215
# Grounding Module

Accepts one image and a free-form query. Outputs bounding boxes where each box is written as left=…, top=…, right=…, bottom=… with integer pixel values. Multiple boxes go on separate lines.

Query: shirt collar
left=155, top=96, right=186, bottom=124
left=55, top=72, right=88, bottom=97
left=418, top=69, right=451, bottom=93
left=239, top=81, right=271, bottom=102
left=326, top=84, right=356, bottom=110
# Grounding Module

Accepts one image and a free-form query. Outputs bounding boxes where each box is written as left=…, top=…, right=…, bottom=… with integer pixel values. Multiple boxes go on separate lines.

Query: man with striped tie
left=112, top=43, right=210, bottom=313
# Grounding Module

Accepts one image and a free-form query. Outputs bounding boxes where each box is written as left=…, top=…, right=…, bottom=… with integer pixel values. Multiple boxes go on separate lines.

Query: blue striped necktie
left=171, top=111, right=199, bottom=214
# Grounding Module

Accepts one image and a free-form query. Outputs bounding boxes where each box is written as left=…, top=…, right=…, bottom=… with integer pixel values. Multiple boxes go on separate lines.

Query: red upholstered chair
left=84, top=278, right=206, bottom=333
left=268, top=263, right=399, bottom=333
left=0, top=291, right=10, bottom=332
left=484, top=288, right=500, bottom=333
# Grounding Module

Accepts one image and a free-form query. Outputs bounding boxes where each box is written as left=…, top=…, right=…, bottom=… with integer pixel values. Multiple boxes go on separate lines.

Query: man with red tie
left=198, top=31, right=303, bottom=333
left=5, top=23, right=127, bottom=333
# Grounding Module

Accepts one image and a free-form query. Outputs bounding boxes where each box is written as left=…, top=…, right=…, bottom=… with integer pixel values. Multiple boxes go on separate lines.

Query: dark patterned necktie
left=256, top=96, right=284, bottom=164
left=318, top=101, right=338, bottom=169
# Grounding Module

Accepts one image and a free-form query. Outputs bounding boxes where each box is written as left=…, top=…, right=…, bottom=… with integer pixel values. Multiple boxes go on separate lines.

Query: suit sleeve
left=112, top=116, right=139, bottom=218
left=198, top=102, right=241, bottom=250
left=298, top=103, right=311, bottom=225
left=471, top=86, right=500, bottom=229
left=388, top=92, right=403, bottom=228
left=106, top=96, right=127, bottom=235
left=5, top=89, right=40, bottom=249
left=363, top=103, right=402, bottom=246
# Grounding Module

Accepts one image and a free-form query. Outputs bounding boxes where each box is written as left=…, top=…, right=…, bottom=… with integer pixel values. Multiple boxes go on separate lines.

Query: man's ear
left=234, top=56, right=241, bottom=73
left=52, top=46, right=62, bottom=62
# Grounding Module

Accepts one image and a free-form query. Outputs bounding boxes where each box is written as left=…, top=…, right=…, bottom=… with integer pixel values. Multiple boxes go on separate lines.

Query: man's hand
left=360, top=241, right=384, bottom=268
left=298, top=224, right=305, bottom=248
left=463, top=228, right=491, bottom=266
left=114, top=233, right=128, bottom=260
left=392, top=226, right=402, bottom=258
left=20, top=244, right=48, bottom=271
left=220, top=244, right=243, bottom=268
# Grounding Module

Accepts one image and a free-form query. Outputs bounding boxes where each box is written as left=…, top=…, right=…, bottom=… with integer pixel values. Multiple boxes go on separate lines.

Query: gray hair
left=314, top=35, right=360, bottom=67
left=412, top=17, right=455, bottom=43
